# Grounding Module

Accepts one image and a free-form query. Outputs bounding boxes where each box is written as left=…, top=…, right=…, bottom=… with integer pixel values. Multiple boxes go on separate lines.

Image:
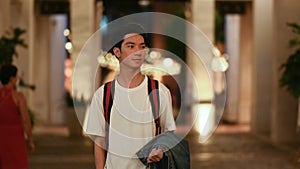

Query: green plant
left=0, top=28, right=35, bottom=90
left=0, top=28, right=27, bottom=67
left=0, top=27, right=36, bottom=126
left=279, top=23, right=300, bottom=98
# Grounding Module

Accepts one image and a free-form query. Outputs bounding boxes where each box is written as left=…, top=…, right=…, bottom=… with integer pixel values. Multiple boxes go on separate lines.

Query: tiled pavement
left=29, top=125, right=299, bottom=169
left=188, top=132, right=298, bottom=169
left=29, top=135, right=94, bottom=169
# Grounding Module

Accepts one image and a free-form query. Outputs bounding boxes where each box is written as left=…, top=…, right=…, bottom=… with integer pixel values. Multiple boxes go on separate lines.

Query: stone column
left=189, top=0, right=215, bottom=101
left=9, top=0, right=35, bottom=110
left=49, top=15, right=68, bottom=124
left=270, top=0, right=299, bottom=142
left=187, top=0, right=215, bottom=138
left=238, top=3, right=253, bottom=124
left=253, top=0, right=299, bottom=142
left=191, top=0, right=214, bottom=41
left=70, top=0, right=99, bottom=101
left=0, top=1, right=10, bottom=34
left=252, top=0, right=274, bottom=135
left=224, top=14, right=241, bottom=122
left=32, top=14, right=52, bottom=124
left=70, top=0, right=103, bottom=130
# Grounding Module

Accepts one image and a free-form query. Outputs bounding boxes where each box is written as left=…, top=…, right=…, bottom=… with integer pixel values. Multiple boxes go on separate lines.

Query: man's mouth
left=132, top=59, right=142, bottom=61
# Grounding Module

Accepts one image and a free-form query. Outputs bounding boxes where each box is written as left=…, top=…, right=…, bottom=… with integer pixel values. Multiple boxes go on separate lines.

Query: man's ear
left=113, top=47, right=121, bottom=58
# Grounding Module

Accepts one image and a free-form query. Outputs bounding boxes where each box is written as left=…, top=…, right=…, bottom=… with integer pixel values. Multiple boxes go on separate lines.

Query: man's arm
left=94, top=136, right=107, bottom=169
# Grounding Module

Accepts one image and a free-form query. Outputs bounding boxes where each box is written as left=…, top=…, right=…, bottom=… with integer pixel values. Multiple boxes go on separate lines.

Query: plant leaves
left=287, top=22, right=300, bottom=35
left=279, top=49, right=300, bottom=98
left=0, top=27, right=27, bottom=66
left=289, top=38, right=300, bottom=48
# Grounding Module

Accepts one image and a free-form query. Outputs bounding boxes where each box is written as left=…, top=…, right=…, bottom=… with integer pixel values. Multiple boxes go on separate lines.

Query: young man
left=85, top=24, right=176, bottom=169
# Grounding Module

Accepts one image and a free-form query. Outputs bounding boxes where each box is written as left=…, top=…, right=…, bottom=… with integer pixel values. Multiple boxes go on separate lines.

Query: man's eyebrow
left=124, top=41, right=145, bottom=45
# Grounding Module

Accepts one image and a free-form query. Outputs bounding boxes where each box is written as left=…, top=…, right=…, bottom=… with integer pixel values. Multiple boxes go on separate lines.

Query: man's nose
left=134, top=47, right=146, bottom=55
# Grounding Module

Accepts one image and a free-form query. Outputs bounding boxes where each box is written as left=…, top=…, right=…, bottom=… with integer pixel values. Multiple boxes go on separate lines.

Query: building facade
left=0, top=0, right=299, bottom=143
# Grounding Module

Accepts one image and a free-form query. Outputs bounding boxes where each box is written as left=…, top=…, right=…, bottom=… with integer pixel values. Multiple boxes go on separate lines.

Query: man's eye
left=127, top=45, right=134, bottom=48
left=141, top=45, right=146, bottom=49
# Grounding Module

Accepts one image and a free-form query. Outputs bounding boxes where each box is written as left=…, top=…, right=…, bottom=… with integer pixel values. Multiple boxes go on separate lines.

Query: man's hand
left=147, top=148, right=164, bottom=163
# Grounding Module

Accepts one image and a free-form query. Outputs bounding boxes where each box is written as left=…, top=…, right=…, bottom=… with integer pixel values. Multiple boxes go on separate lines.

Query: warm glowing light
left=97, top=52, right=119, bottom=71
left=193, top=103, right=215, bottom=143
left=212, top=47, right=221, bottom=57
left=211, top=46, right=229, bottom=72
left=211, top=56, right=229, bottom=72
left=64, top=58, right=72, bottom=93
left=138, top=0, right=151, bottom=6
left=64, top=68, right=72, bottom=77
left=98, top=55, right=106, bottom=65
left=98, top=50, right=181, bottom=76
left=63, top=29, right=70, bottom=36
left=149, top=51, right=161, bottom=60
left=163, top=58, right=173, bottom=67
left=65, top=42, right=72, bottom=50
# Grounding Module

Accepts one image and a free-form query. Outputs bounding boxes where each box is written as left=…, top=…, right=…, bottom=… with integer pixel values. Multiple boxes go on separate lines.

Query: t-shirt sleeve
left=159, top=84, right=176, bottom=132
left=84, top=87, right=106, bottom=137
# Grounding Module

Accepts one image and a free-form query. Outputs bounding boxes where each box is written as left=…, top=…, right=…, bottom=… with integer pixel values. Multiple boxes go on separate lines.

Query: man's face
left=114, top=33, right=147, bottom=69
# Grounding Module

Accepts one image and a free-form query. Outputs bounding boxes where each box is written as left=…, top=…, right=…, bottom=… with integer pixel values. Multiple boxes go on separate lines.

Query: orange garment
left=0, top=88, right=29, bottom=169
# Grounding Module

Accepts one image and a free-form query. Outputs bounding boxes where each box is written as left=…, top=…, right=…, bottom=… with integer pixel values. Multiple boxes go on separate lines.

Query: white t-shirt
left=85, top=76, right=176, bottom=169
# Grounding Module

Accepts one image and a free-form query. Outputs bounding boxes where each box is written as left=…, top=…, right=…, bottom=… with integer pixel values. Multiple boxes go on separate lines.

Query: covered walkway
left=29, top=125, right=298, bottom=169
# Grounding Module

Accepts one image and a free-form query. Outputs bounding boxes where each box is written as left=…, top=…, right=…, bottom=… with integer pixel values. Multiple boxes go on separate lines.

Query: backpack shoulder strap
left=103, top=80, right=115, bottom=125
left=147, top=76, right=161, bottom=135
left=103, top=77, right=161, bottom=136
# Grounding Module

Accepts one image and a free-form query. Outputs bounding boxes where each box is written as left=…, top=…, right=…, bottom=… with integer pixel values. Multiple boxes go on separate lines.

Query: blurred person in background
left=0, top=64, right=34, bottom=169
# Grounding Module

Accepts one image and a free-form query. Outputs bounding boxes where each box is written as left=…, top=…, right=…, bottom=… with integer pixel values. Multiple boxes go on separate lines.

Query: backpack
left=103, top=76, right=161, bottom=136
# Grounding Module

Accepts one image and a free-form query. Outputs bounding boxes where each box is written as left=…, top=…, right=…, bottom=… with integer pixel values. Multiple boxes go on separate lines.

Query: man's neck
left=117, top=69, right=145, bottom=88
